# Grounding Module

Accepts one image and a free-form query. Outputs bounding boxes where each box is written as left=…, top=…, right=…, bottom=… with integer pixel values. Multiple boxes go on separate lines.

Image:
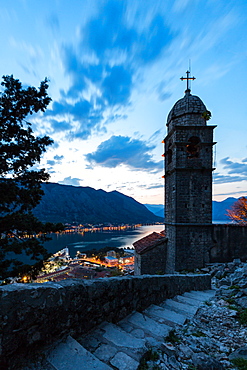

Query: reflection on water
left=44, top=225, right=164, bottom=257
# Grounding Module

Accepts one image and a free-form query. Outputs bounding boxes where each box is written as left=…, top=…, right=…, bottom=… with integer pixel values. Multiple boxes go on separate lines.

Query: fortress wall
left=0, top=274, right=210, bottom=362
left=211, top=224, right=247, bottom=262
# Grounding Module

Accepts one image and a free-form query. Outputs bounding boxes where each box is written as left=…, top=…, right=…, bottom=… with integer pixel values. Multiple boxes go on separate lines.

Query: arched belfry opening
left=186, top=136, right=200, bottom=158
left=164, top=71, right=217, bottom=272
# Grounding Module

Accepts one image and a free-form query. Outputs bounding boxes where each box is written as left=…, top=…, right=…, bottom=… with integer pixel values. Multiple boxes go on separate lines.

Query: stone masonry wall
left=211, top=224, right=247, bottom=262
left=135, top=242, right=167, bottom=275
left=0, top=274, right=211, bottom=364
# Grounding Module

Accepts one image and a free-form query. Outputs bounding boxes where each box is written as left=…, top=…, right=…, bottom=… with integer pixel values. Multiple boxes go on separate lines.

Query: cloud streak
left=46, top=154, right=64, bottom=168
left=213, top=157, right=247, bottom=184
left=58, top=176, right=82, bottom=186
left=45, top=0, right=174, bottom=140
left=85, top=135, right=163, bottom=172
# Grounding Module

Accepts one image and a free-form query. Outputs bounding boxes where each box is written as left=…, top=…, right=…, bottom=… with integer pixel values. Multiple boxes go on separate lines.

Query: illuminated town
left=34, top=247, right=135, bottom=283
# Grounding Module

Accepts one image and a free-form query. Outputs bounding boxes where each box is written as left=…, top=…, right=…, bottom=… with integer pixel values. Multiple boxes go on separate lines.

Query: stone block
left=47, top=335, right=111, bottom=370
left=145, top=304, right=187, bottom=326
left=110, top=352, right=139, bottom=370
left=229, top=346, right=247, bottom=361
left=94, top=343, right=117, bottom=362
left=122, top=311, right=171, bottom=339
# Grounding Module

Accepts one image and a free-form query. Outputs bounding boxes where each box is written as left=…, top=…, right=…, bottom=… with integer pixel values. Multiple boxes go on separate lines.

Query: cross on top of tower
left=180, top=70, right=196, bottom=93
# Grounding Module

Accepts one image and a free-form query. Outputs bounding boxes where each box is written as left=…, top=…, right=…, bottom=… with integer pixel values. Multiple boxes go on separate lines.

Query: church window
left=186, top=136, right=200, bottom=158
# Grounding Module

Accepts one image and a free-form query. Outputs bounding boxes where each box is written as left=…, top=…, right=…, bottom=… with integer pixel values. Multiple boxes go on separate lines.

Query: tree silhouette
left=226, top=197, right=247, bottom=225
left=0, top=75, right=62, bottom=279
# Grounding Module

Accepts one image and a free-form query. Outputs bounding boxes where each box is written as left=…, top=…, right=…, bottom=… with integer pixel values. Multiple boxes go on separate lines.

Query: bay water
left=43, top=224, right=164, bottom=258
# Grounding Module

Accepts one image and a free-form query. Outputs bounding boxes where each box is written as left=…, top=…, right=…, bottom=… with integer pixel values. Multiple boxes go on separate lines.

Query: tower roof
left=167, top=90, right=206, bottom=125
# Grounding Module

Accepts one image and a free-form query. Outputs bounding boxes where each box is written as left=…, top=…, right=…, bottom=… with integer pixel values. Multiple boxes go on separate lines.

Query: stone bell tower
left=164, top=71, right=216, bottom=272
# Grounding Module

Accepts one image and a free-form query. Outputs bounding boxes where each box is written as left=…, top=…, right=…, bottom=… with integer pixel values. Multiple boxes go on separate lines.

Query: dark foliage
left=0, top=75, right=63, bottom=279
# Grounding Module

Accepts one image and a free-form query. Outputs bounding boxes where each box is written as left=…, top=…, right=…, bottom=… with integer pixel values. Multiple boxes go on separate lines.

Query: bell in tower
left=164, top=71, right=216, bottom=272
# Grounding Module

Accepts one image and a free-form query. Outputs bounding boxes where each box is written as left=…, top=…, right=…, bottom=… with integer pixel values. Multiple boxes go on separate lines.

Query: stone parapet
left=211, top=224, right=247, bottom=262
left=0, top=274, right=211, bottom=365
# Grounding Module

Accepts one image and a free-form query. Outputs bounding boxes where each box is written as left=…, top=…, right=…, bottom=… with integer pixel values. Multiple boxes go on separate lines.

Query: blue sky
left=1, top=0, right=247, bottom=204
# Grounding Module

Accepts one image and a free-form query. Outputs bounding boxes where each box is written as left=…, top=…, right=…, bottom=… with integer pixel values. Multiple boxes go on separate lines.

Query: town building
left=119, top=255, right=134, bottom=265
left=134, top=231, right=167, bottom=275
left=104, top=256, right=119, bottom=267
left=106, top=250, right=117, bottom=258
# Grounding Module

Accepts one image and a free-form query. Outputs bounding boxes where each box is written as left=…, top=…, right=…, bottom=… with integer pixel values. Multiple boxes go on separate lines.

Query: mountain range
left=33, top=183, right=162, bottom=224
left=145, top=197, right=242, bottom=222
left=33, top=183, right=242, bottom=224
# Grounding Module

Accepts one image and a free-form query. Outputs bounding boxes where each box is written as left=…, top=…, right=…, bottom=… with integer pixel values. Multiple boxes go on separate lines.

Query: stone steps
left=47, top=335, right=112, bottom=370
left=46, top=289, right=215, bottom=370
left=183, top=290, right=215, bottom=302
left=144, top=304, right=188, bottom=326
left=160, top=298, right=198, bottom=317
left=174, top=294, right=202, bottom=307
left=119, top=311, right=171, bottom=340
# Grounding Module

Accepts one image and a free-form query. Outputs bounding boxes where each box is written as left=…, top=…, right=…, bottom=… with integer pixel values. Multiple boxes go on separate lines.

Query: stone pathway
left=20, top=261, right=247, bottom=370
left=45, top=289, right=215, bottom=370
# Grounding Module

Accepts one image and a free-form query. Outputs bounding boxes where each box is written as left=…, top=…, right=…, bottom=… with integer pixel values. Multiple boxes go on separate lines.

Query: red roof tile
left=94, top=271, right=110, bottom=278
left=133, top=231, right=166, bottom=254
left=68, top=266, right=95, bottom=278
left=52, top=274, right=69, bottom=282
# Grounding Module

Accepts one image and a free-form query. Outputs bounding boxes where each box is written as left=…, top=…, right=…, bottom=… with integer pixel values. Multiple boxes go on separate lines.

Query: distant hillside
left=33, top=183, right=163, bottom=224
left=212, top=197, right=237, bottom=222
left=144, top=204, right=164, bottom=218
left=155, top=209, right=164, bottom=218
left=145, top=197, right=242, bottom=222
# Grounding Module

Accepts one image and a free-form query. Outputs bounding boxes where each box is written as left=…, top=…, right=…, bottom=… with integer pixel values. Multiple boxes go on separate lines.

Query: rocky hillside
left=33, top=183, right=163, bottom=224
